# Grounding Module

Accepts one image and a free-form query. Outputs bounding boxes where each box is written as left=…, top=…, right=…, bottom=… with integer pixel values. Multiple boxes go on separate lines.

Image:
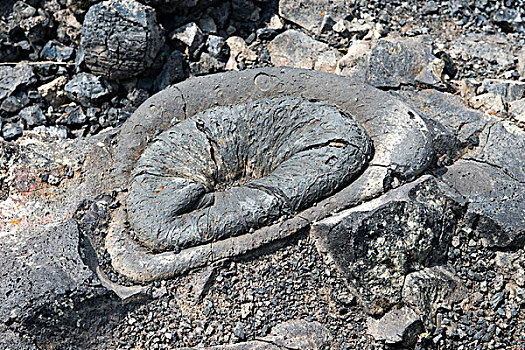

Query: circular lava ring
left=106, top=67, right=434, bottom=282
left=127, top=97, right=372, bottom=251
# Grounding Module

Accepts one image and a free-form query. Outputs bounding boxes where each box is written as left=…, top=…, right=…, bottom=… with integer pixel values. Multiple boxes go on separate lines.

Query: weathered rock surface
left=509, top=98, right=525, bottom=124
left=278, top=0, right=351, bottom=33
left=366, top=306, right=423, bottom=347
left=65, top=73, right=110, bottom=107
left=0, top=65, right=36, bottom=101
left=106, top=67, right=433, bottom=282
left=398, top=89, right=489, bottom=161
left=440, top=159, right=525, bottom=248
left=0, top=220, right=94, bottom=323
left=78, top=0, right=165, bottom=80
left=268, top=30, right=342, bottom=73
left=367, top=37, right=444, bottom=88
left=450, top=34, right=514, bottom=70
left=312, top=176, right=465, bottom=315
left=402, top=266, right=467, bottom=328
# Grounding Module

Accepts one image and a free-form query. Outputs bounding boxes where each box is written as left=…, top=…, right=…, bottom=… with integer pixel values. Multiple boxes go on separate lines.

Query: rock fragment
left=40, top=40, right=74, bottom=61
left=509, top=98, right=525, bottom=124
left=312, top=176, right=465, bottom=315
left=367, top=37, right=445, bottom=88
left=19, top=104, right=45, bottom=128
left=0, top=92, right=29, bottom=113
left=450, top=34, right=514, bottom=71
left=53, top=9, right=82, bottom=42
left=268, top=30, right=342, bottom=72
left=170, top=22, right=205, bottom=59
left=226, top=36, right=257, bottom=63
left=0, top=65, right=36, bottom=101
left=470, top=93, right=506, bottom=115
left=38, top=76, right=68, bottom=107
left=279, top=0, right=350, bottom=33
left=1, top=122, right=23, bottom=140
left=492, top=8, right=523, bottom=33
left=478, top=79, right=525, bottom=102
left=403, top=266, right=467, bottom=328
left=0, top=220, right=93, bottom=323
left=335, top=40, right=372, bottom=81
left=441, top=159, right=525, bottom=249
left=78, top=0, right=165, bottom=80
left=153, top=50, right=188, bottom=91
left=64, top=72, right=110, bottom=107
left=367, top=306, right=424, bottom=347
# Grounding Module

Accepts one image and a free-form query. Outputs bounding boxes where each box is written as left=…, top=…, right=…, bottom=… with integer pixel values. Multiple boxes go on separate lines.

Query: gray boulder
left=268, top=30, right=342, bottom=72
left=65, top=73, right=110, bottom=107
left=78, top=0, right=165, bottom=80
left=311, top=176, right=465, bottom=315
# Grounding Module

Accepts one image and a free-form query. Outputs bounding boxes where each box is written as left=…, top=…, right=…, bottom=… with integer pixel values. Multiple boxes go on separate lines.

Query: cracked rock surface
left=78, top=0, right=165, bottom=80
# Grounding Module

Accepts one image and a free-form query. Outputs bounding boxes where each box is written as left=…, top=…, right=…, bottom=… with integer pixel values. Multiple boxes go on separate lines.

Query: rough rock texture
left=0, top=220, right=94, bottom=323
left=106, top=67, right=433, bottom=282
left=181, top=320, right=332, bottom=349
left=268, top=30, right=342, bottom=73
left=366, top=306, right=424, bottom=347
left=0, top=65, right=36, bottom=101
left=450, top=34, right=515, bottom=70
left=398, top=89, right=489, bottom=161
left=402, top=266, right=467, bottom=329
left=65, top=73, right=110, bottom=107
left=127, top=97, right=372, bottom=251
left=311, top=176, right=465, bottom=315
left=440, top=160, right=525, bottom=248
left=366, top=37, right=445, bottom=88
left=278, top=0, right=351, bottom=33
left=78, top=0, right=165, bottom=80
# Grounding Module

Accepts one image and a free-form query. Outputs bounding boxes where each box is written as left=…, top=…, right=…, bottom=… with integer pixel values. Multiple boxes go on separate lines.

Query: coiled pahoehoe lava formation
left=106, top=67, right=434, bottom=282
left=127, top=97, right=372, bottom=251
